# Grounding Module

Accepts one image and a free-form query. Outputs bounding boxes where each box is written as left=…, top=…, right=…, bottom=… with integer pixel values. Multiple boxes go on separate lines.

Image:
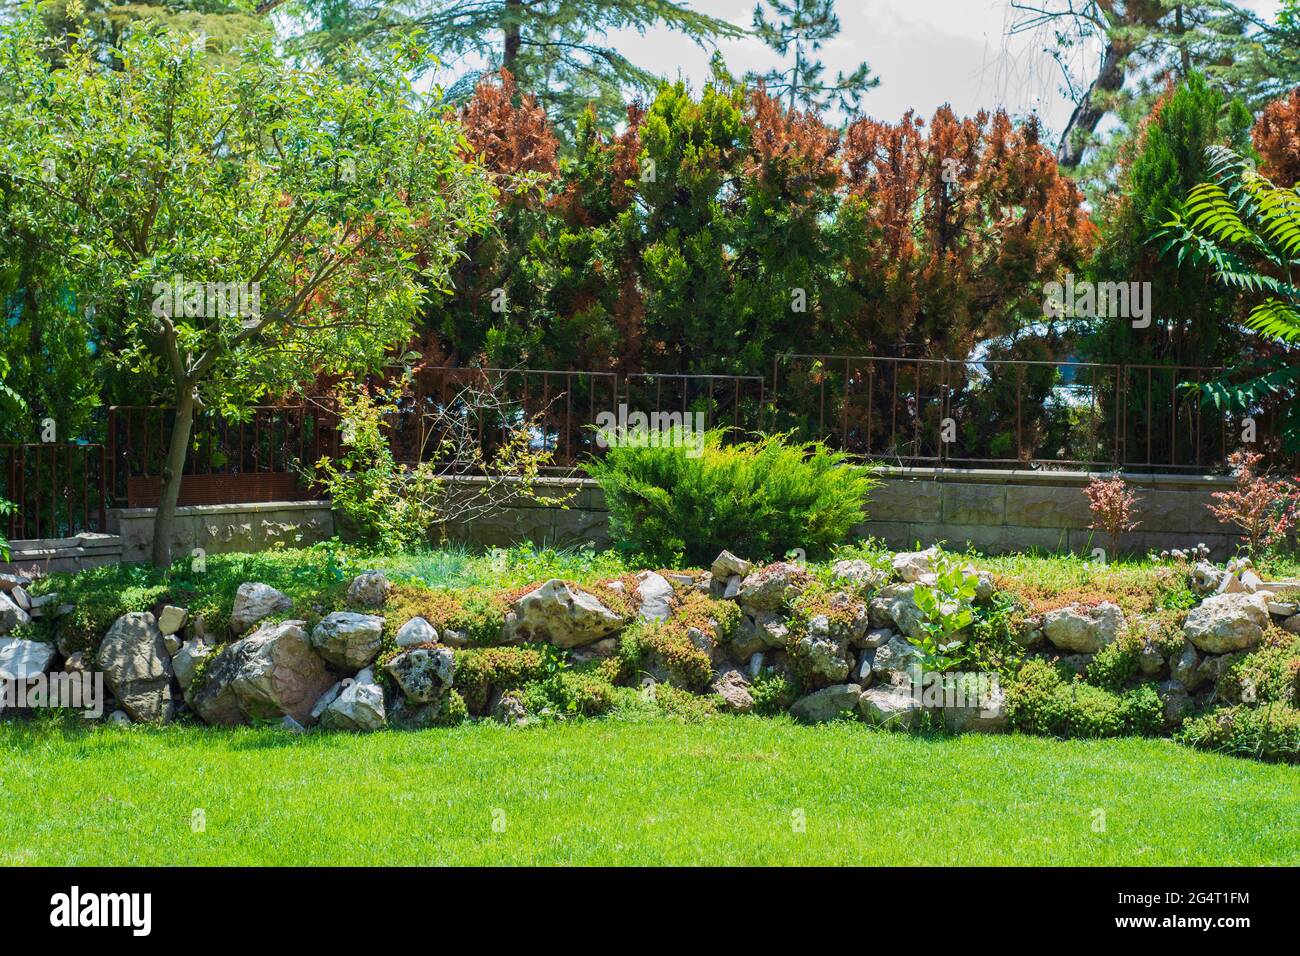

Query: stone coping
left=439, top=466, right=1236, bottom=490
left=109, top=500, right=333, bottom=519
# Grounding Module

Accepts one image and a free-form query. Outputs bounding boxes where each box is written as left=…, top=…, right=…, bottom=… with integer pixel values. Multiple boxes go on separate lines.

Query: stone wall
left=440, top=468, right=1243, bottom=559
left=110, top=501, right=335, bottom=563
left=861, top=468, right=1240, bottom=559
left=0, top=532, right=123, bottom=576
left=3, top=469, right=1242, bottom=573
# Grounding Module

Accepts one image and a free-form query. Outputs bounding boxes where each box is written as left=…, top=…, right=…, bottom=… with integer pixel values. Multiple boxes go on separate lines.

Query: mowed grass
left=2, top=718, right=1296, bottom=866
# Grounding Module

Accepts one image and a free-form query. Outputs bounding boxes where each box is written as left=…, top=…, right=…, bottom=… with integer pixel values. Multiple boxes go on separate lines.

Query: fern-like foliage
left=1154, top=147, right=1300, bottom=453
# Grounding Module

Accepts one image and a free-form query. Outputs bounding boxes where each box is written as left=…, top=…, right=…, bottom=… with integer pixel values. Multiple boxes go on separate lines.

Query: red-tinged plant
left=1209, top=451, right=1300, bottom=557
left=1085, top=476, right=1141, bottom=555
left=1253, top=87, right=1300, bottom=187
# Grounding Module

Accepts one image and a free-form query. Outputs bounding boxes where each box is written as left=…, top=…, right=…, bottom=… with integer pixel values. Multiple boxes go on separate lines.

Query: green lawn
left=2, top=718, right=1295, bottom=866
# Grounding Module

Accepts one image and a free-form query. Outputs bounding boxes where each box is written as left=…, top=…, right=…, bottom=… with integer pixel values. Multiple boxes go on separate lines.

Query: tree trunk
left=150, top=386, right=195, bottom=570
left=503, top=0, right=522, bottom=69
left=1057, top=41, right=1129, bottom=168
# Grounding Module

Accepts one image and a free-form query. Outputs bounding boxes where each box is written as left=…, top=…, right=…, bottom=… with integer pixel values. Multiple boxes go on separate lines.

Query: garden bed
left=2, top=543, right=1298, bottom=764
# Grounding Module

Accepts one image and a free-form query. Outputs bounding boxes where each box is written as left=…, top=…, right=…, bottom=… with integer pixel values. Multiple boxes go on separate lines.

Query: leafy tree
left=1008, top=1, right=1286, bottom=170
left=426, top=69, right=560, bottom=366
left=746, top=0, right=877, bottom=117
left=1155, top=145, right=1300, bottom=453
left=636, top=80, right=749, bottom=372
left=0, top=11, right=494, bottom=566
left=1085, top=73, right=1253, bottom=372
left=10, top=0, right=274, bottom=64
left=287, top=0, right=743, bottom=135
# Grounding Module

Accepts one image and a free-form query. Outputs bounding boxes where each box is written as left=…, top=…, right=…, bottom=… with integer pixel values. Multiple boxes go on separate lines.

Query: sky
left=605, top=0, right=1283, bottom=139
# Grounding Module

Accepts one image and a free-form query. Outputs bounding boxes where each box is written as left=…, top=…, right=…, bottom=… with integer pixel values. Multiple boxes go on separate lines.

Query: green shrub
left=519, top=669, right=617, bottom=718
left=1176, top=703, right=1300, bottom=763
left=750, top=669, right=801, bottom=716
left=1005, top=659, right=1162, bottom=738
left=585, top=429, right=877, bottom=566
left=652, top=683, right=721, bottom=721
left=1085, top=631, right=1143, bottom=692
left=454, top=645, right=557, bottom=713
left=966, top=591, right=1027, bottom=677
left=618, top=621, right=714, bottom=691
left=1215, top=635, right=1300, bottom=706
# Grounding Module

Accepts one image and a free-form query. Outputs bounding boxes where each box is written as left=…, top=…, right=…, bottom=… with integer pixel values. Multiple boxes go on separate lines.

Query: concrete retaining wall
left=0, top=532, right=124, bottom=576
left=3, top=468, right=1245, bottom=573
left=439, top=468, right=1244, bottom=560
left=110, top=500, right=336, bottom=563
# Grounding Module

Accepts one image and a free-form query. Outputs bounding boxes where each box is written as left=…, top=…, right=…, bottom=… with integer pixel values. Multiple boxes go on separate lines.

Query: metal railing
left=407, top=367, right=767, bottom=470
left=105, top=404, right=339, bottom=508
left=1, top=443, right=107, bottom=541
left=771, top=354, right=1249, bottom=471
left=2, top=357, right=1275, bottom=541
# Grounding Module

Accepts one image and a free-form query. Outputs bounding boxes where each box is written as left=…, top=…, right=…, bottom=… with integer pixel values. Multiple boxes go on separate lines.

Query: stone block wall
left=110, top=501, right=336, bottom=563
left=3, top=470, right=1243, bottom=571
left=441, top=468, right=1244, bottom=560
left=859, top=468, right=1240, bottom=559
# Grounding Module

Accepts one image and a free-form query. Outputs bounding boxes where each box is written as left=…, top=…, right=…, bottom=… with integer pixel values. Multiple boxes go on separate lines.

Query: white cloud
left=607, top=0, right=1285, bottom=136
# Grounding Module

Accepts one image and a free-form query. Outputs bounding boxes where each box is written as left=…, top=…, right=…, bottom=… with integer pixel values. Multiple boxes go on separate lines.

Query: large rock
left=828, top=591, right=870, bottom=643
left=712, top=666, right=754, bottom=713
left=189, top=621, right=335, bottom=725
left=1190, top=561, right=1223, bottom=596
left=1169, top=640, right=1202, bottom=691
left=892, top=548, right=939, bottom=584
left=710, top=551, right=753, bottom=580
left=789, top=683, right=861, bottom=723
left=318, top=668, right=386, bottom=731
left=347, top=571, right=392, bottom=608
left=858, top=685, right=923, bottom=729
left=1158, top=680, right=1192, bottom=727
left=855, top=627, right=894, bottom=650
left=156, top=605, right=188, bottom=636
left=310, top=612, right=385, bottom=670
left=794, top=615, right=852, bottom=684
left=171, top=639, right=211, bottom=692
left=507, top=579, right=625, bottom=648
left=0, top=637, right=55, bottom=681
left=0, top=591, right=31, bottom=635
left=830, top=559, right=888, bottom=591
left=384, top=647, right=455, bottom=703
left=1183, top=592, right=1270, bottom=653
left=635, top=571, right=674, bottom=622
left=868, top=584, right=925, bottom=640
left=394, top=616, right=438, bottom=648
left=231, top=583, right=292, bottom=634
left=872, top=635, right=922, bottom=683
left=970, top=569, right=996, bottom=603
left=228, top=621, right=335, bottom=724
left=1137, top=632, right=1166, bottom=677
left=1042, top=602, right=1126, bottom=654
left=728, top=615, right=769, bottom=660
left=737, top=563, right=808, bottom=612
left=96, top=612, right=173, bottom=723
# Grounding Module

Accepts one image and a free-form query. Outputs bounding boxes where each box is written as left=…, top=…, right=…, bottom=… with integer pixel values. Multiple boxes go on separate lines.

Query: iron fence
left=105, top=404, right=339, bottom=508
left=1, top=443, right=107, bottom=541
left=2, top=357, right=1278, bottom=542
left=771, top=354, right=1251, bottom=471
left=407, top=367, right=767, bottom=470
